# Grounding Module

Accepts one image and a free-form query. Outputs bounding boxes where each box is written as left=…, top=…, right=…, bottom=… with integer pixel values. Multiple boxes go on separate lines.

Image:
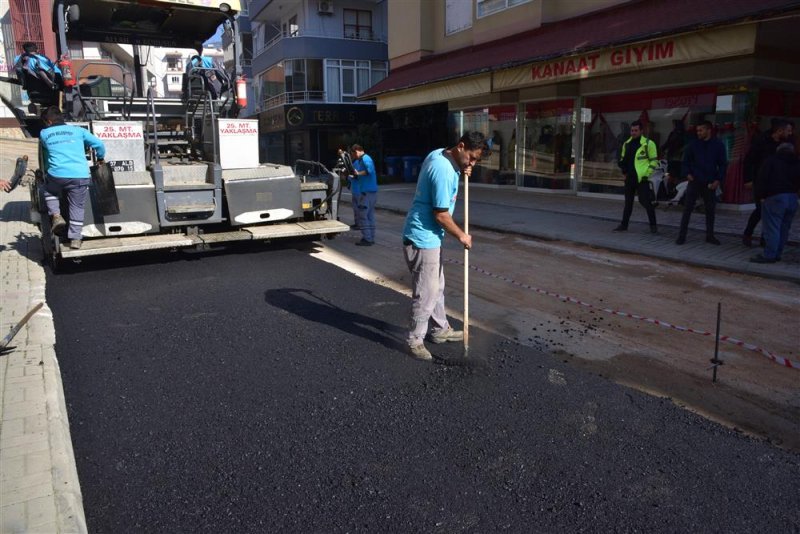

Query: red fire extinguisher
left=235, top=75, right=247, bottom=108
left=59, top=54, right=75, bottom=87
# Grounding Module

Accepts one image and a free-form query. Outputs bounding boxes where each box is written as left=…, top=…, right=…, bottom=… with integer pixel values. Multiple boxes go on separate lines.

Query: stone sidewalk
left=348, top=183, right=800, bottom=283
left=0, top=157, right=86, bottom=532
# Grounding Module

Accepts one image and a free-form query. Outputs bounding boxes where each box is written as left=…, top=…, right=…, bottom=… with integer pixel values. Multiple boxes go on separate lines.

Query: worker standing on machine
left=39, top=106, right=106, bottom=250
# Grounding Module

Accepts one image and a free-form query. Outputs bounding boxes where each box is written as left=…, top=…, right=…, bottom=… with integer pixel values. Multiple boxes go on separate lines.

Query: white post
left=463, top=169, right=469, bottom=354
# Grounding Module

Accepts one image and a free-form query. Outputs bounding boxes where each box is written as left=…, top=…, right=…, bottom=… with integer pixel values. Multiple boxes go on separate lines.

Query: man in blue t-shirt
left=39, top=107, right=106, bottom=250
left=401, top=131, right=486, bottom=360
left=350, top=144, right=378, bottom=246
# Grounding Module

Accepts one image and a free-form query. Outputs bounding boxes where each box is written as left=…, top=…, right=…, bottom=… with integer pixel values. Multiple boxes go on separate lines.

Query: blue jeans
left=761, top=193, right=798, bottom=260
left=356, top=191, right=377, bottom=242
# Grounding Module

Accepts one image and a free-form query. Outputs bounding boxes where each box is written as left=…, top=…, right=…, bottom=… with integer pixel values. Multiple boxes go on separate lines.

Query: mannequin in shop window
left=615, top=122, right=631, bottom=162
left=506, top=130, right=516, bottom=171
left=554, top=125, right=572, bottom=173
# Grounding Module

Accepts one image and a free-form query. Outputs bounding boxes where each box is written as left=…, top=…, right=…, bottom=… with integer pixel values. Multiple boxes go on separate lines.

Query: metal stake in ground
left=710, top=302, right=724, bottom=382
left=463, top=168, right=469, bottom=355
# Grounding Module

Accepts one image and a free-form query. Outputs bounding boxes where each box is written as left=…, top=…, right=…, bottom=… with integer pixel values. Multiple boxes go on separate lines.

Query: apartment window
left=283, top=15, right=299, bottom=37
left=477, top=0, right=531, bottom=18
left=169, top=75, right=181, bottom=84
left=446, top=0, right=472, bottom=35
left=67, top=41, right=83, bottom=59
left=166, top=56, right=182, bottom=70
left=282, top=59, right=324, bottom=99
left=325, top=59, right=387, bottom=103
left=343, top=9, right=373, bottom=40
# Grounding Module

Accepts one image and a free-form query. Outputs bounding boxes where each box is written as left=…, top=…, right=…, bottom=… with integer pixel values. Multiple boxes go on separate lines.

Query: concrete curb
left=43, top=342, right=87, bottom=534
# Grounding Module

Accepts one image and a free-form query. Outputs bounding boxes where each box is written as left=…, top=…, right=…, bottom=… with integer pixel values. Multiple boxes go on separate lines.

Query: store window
left=343, top=9, right=373, bottom=40
left=581, top=86, right=717, bottom=195
left=450, top=106, right=517, bottom=185
left=719, top=89, right=800, bottom=204
left=520, top=99, right=574, bottom=189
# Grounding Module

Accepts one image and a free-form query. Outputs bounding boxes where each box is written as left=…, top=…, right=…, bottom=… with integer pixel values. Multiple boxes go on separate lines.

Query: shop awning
left=363, top=0, right=800, bottom=101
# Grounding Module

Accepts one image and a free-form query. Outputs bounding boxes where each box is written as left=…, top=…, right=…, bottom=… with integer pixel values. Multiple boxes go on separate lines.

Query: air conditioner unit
left=317, top=1, right=334, bottom=15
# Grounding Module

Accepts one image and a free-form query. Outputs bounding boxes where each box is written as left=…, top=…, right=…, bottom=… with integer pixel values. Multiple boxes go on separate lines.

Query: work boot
left=706, top=235, right=721, bottom=245
left=51, top=214, right=66, bottom=235
left=69, top=239, right=82, bottom=250
left=429, top=328, right=464, bottom=344
left=409, top=343, right=432, bottom=360
left=612, top=224, right=627, bottom=232
left=650, top=225, right=658, bottom=234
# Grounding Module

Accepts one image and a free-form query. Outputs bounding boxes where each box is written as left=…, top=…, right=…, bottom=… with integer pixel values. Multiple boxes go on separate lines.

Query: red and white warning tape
left=444, top=258, right=799, bottom=371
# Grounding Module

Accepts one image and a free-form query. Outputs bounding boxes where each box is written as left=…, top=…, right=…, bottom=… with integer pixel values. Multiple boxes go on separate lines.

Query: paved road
left=47, top=243, right=800, bottom=532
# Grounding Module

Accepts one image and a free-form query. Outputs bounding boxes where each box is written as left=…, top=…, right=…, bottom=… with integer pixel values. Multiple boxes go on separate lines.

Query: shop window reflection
left=521, top=100, right=574, bottom=189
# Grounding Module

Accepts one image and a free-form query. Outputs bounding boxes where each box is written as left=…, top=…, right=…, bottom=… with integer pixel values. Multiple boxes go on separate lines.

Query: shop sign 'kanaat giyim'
left=493, top=25, right=757, bottom=90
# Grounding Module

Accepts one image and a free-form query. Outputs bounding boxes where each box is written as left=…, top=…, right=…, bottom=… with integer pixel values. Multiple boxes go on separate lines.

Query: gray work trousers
left=43, top=177, right=90, bottom=240
left=404, top=243, right=450, bottom=346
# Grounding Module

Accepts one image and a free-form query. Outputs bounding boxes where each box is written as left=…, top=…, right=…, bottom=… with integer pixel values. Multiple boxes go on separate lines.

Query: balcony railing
left=256, top=91, right=376, bottom=112
left=255, top=28, right=385, bottom=56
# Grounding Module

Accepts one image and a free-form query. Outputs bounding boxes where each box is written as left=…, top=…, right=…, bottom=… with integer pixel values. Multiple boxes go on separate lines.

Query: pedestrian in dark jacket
left=676, top=121, right=727, bottom=245
left=742, top=118, right=793, bottom=246
left=750, top=143, right=800, bottom=263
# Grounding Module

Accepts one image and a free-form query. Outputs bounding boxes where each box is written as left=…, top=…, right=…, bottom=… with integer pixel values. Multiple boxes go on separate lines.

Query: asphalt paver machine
left=21, top=0, right=347, bottom=270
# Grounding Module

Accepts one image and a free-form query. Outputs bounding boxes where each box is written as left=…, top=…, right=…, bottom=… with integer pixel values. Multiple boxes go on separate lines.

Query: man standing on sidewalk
left=401, top=131, right=485, bottom=360
left=350, top=144, right=377, bottom=246
left=750, top=143, right=800, bottom=263
left=39, top=106, right=106, bottom=249
left=613, top=120, right=659, bottom=234
left=676, top=120, right=728, bottom=245
left=742, top=119, right=793, bottom=246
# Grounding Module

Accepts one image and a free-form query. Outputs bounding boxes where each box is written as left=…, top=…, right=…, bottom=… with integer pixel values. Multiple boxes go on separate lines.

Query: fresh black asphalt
left=47, top=243, right=800, bottom=533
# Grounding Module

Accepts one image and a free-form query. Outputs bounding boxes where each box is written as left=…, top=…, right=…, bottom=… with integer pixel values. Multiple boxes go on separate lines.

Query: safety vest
left=620, top=135, right=658, bottom=182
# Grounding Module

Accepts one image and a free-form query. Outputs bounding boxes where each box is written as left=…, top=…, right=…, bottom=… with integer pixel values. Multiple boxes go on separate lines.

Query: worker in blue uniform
left=350, top=144, right=378, bottom=246
left=39, top=107, right=106, bottom=249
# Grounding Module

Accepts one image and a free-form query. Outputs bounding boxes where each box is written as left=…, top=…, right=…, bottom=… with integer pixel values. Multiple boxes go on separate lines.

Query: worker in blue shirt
left=401, top=131, right=485, bottom=360
left=350, top=144, right=378, bottom=246
left=13, top=42, right=62, bottom=91
left=185, top=52, right=227, bottom=99
left=39, top=107, right=106, bottom=249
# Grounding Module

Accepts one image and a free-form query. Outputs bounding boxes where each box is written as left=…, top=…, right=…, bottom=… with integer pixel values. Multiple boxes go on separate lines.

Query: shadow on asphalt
left=263, top=287, right=409, bottom=354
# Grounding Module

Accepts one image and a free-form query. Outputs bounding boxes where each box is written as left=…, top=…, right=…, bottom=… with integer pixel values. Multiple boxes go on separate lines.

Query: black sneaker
left=355, top=239, right=374, bottom=246
left=612, top=225, right=627, bottom=232
left=706, top=236, right=721, bottom=245
left=675, top=235, right=686, bottom=245
left=650, top=225, right=658, bottom=234
left=750, top=254, right=776, bottom=264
